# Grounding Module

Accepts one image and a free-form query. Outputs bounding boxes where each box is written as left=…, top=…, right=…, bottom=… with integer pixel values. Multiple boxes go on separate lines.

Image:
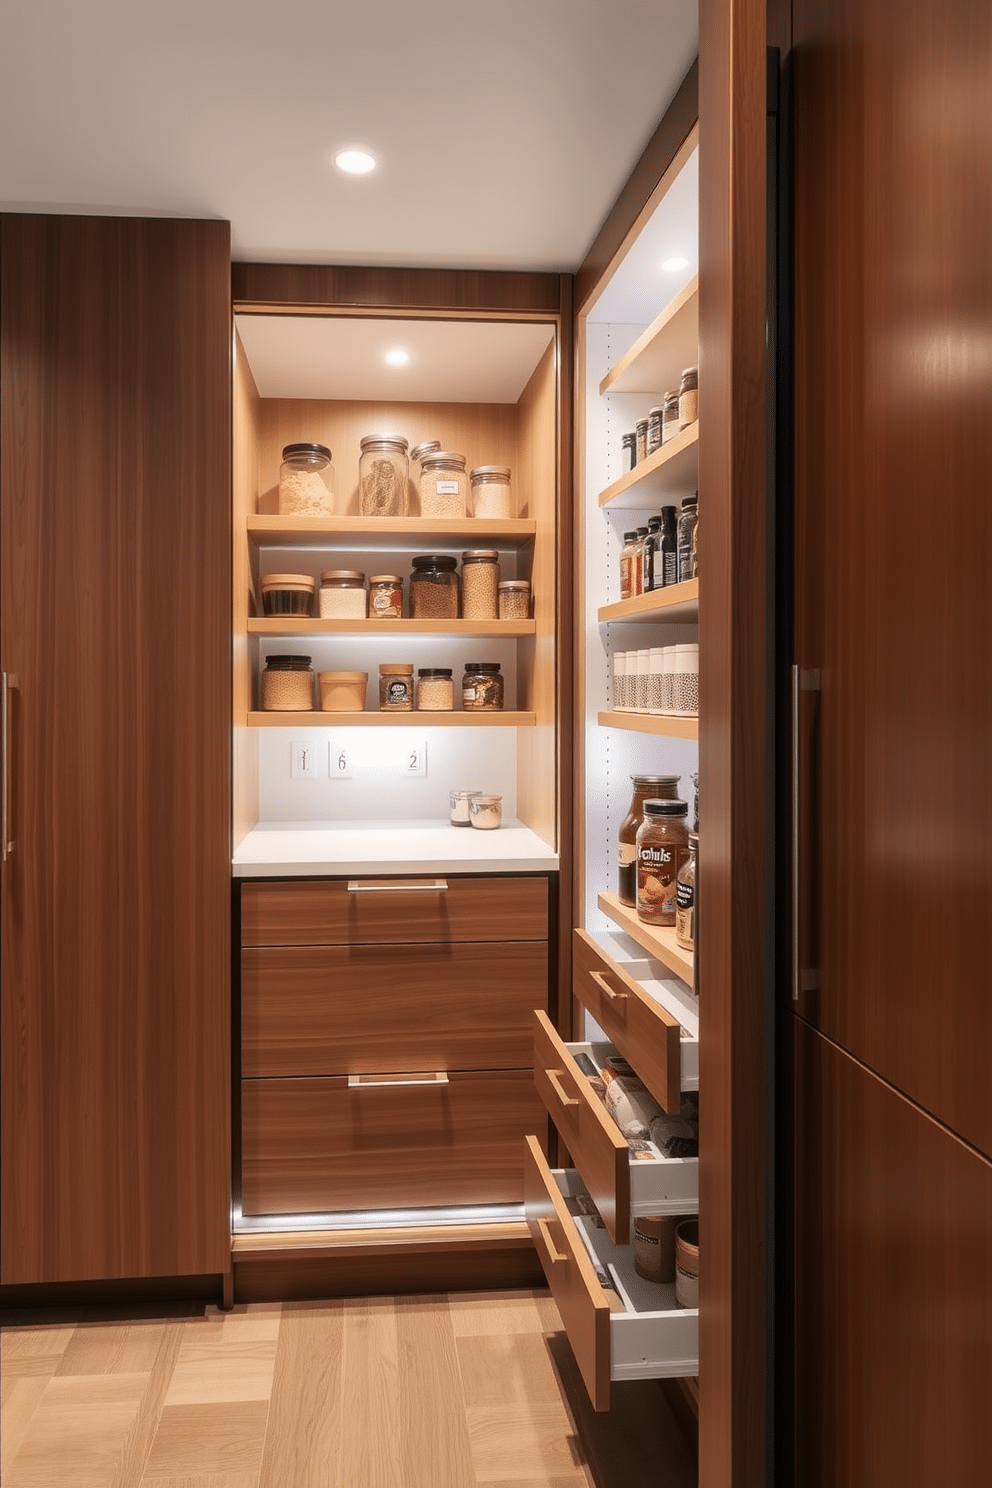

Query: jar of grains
left=278, top=443, right=335, bottom=516
left=470, top=466, right=513, bottom=519
left=378, top=663, right=414, bottom=711
left=636, top=799, right=690, bottom=926
left=469, top=794, right=503, bottom=830
left=318, top=570, right=367, bottom=619
left=662, top=389, right=681, bottom=443
left=679, top=366, right=699, bottom=428
left=498, top=580, right=530, bottom=620
left=419, top=449, right=468, bottom=518
left=368, top=574, right=404, bottom=618
left=409, top=554, right=459, bottom=619
left=636, top=418, right=649, bottom=463
left=462, top=662, right=504, bottom=711
left=359, top=434, right=409, bottom=517
left=261, top=655, right=314, bottom=711
left=461, top=550, right=500, bottom=619
left=416, top=668, right=454, bottom=710
left=261, top=573, right=315, bottom=616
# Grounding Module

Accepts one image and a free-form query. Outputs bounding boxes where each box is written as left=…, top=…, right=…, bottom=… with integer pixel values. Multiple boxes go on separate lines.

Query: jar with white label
left=319, top=571, right=367, bottom=619
left=379, top=663, right=414, bottom=711
left=359, top=434, right=409, bottom=517
left=470, top=466, right=513, bottom=519
left=419, top=450, right=468, bottom=518
left=368, top=574, right=404, bottom=618
left=461, top=662, right=503, bottom=711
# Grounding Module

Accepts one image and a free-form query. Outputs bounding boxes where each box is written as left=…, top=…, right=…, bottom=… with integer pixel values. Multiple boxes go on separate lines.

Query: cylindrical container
left=634, top=1215, right=677, bottom=1283
left=449, top=789, right=482, bottom=826
left=647, top=405, right=665, bottom=456
left=278, top=443, right=334, bottom=515
left=636, top=799, right=690, bottom=925
left=661, top=646, right=677, bottom=712
left=643, top=516, right=661, bottom=592
left=635, top=418, right=649, bottom=463
left=410, top=439, right=442, bottom=472
left=261, top=654, right=314, bottom=711
left=674, top=643, right=700, bottom=715
left=462, top=661, right=503, bottom=711
left=676, top=832, right=697, bottom=951
left=635, top=649, right=651, bottom=711
left=620, top=531, right=638, bottom=600
left=318, top=670, right=368, bottom=712
left=368, top=574, right=404, bottom=619
left=498, top=580, right=530, bottom=620
left=656, top=506, right=678, bottom=588
left=419, top=450, right=468, bottom=518
left=678, top=495, right=698, bottom=583
left=409, top=554, right=459, bottom=619
left=470, top=465, right=513, bottom=519
left=679, top=366, right=699, bottom=428
left=469, top=794, right=502, bottom=830
left=416, top=668, right=454, bottom=710
left=359, top=434, right=409, bottom=516
left=461, top=550, right=500, bottom=620
left=378, top=662, right=414, bottom=711
left=618, top=775, right=682, bottom=906
left=633, top=527, right=649, bottom=596
left=318, top=570, right=367, bottom=619
left=648, top=648, right=664, bottom=712
left=661, top=389, right=681, bottom=443
left=261, top=573, right=315, bottom=616
left=613, top=651, right=629, bottom=711
left=675, top=1219, right=700, bottom=1309
left=621, top=432, right=637, bottom=472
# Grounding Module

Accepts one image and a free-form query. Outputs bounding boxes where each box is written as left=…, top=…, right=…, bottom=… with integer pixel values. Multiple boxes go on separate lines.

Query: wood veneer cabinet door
left=0, top=214, right=232, bottom=1284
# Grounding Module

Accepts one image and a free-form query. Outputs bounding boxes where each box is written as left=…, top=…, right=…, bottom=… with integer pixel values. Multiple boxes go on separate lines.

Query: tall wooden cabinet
left=0, top=214, right=232, bottom=1290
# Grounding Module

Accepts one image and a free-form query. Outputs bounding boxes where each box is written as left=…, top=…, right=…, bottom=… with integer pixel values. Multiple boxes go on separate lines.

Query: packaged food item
left=498, top=580, right=530, bottom=620
left=378, top=663, right=414, bottom=711
left=634, top=1216, right=676, bottom=1282
left=468, top=794, right=502, bottom=830
left=449, top=789, right=482, bottom=825
left=368, top=575, right=404, bottom=618
left=636, top=799, right=690, bottom=925
left=618, top=775, right=682, bottom=906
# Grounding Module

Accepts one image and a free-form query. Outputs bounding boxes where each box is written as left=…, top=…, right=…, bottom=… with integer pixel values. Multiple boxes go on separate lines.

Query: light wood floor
left=1, top=1289, right=696, bottom=1487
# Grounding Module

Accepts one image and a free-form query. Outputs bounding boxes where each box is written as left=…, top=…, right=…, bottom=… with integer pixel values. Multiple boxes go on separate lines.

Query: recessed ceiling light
left=335, top=149, right=377, bottom=175
left=384, top=348, right=410, bottom=367
left=662, top=256, right=690, bottom=273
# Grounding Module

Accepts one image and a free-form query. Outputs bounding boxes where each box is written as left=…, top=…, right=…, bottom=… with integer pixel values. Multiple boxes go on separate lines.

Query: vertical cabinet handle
left=1, top=672, right=12, bottom=862
left=792, top=664, right=821, bottom=1000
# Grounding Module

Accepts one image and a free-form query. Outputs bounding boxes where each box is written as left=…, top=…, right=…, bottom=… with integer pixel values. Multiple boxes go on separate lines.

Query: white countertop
left=232, top=819, right=560, bottom=877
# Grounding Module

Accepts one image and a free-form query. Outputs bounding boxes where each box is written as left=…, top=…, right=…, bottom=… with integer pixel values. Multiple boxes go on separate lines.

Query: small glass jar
left=498, top=580, right=530, bottom=620
left=618, top=775, right=682, bottom=906
left=657, top=506, right=678, bottom=588
left=462, top=661, right=504, bottom=711
left=620, top=531, right=639, bottom=600
left=469, top=794, right=502, bottom=830
left=662, top=389, right=681, bottom=443
left=634, top=527, right=649, bottom=596
left=676, top=833, right=697, bottom=951
left=678, top=495, right=698, bottom=583
left=419, top=450, right=468, bottom=518
left=621, top=431, right=637, bottom=472
left=278, top=443, right=334, bottom=516
left=359, top=434, right=409, bottom=517
left=635, top=418, right=649, bottom=463
left=461, top=549, right=500, bottom=620
left=647, top=406, right=665, bottom=455
left=261, top=573, right=315, bottom=616
left=449, top=789, right=482, bottom=827
left=635, top=798, right=690, bottom=926
left=416, top=668, right=454, bottom=710
left=470, top=465, right=513, bottom=519
left=261, top=654, right=314, bottom=711
left=368, top=574, right=404, bottom=619
left=679, top=366, right=699, bottom=428
left=379, top=663, right=414, bottom=711
left=318, top=570, right=366, bottom=619
left=409, top=554, right=459, bottom=619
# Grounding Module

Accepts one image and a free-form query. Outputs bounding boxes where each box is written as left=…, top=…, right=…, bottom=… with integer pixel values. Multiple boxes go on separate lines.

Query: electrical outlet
left=329, top=744, right=353, bottom=779
left=401, top=739, right=427, bottom=777
left=291, top=741, right=319, bottom=779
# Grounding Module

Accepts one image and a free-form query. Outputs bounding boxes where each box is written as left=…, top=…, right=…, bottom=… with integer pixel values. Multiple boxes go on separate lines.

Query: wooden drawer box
left=242, top=941, right=548, bottom=1077
left=534, top=1011, right=698, bottom=1244
left=241, top=875, right=549, bottom=948
left=242, top=1071, right=548, bottom=1215
left=524, top=1136, right=698, bottom=1412
left=573, top=929, right=682, bottom=1114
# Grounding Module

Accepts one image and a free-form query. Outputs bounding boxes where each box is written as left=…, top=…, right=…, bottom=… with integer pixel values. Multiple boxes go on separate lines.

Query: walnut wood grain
left=573, top=931, right=682, bottom=1115
left=0, top=214, right=232, bottom=1284
left=240, top=874, right=548, bottom=947
left=241, top=941, right=548, bottom=1077
left=240, top=1070, right=547, bottom=1214
left=232, top=263, right=568, bottom=316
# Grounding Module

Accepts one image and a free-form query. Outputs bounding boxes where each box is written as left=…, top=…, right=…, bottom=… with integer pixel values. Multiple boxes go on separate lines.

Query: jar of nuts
left=359, top=434, right=409, bottom=517
left=409, top=554, right=459, bottom=620
left=461, top=549, right=500, bottom=620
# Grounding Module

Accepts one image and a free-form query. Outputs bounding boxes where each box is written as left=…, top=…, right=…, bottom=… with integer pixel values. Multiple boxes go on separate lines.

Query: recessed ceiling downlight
left=335, top=149, right=377, bottom=175
left=384, top=349, right=410, bottom=366
left=662, top=256, right=690, bottom=273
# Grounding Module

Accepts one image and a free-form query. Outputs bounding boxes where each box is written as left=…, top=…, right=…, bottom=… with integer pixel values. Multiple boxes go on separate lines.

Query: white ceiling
left=0, top=0, right=698, bottom=274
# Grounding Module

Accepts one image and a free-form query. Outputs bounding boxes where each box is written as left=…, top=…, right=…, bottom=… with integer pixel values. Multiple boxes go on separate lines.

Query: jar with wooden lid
left=461, top=550, right=500, bottom=620
left=378, top=663, right=414, bottom=711
left=498, top=580, right=530, bottom=620
left=676, top=833, right=697, bottom=951
left=416, top=668, right=454, bottom=710
left=261, top=655, right=314, bottom=711
left=636, top=798, right=690, bottom=925
left=278, top=443, right=334, bottom=515
left=369, top=574, right=404, bottom=619
left=470, top=465, right=513, bottom=519
left=318, top=670, right=368, bottom=712
left=359, top=434, right=409, bottom=517
left=679, top=366, right=698, bottom=428
left=318, top=570, right=367, bottom=619
left=409, top=554, right=459, bottom=619
left=618, top=774, right=682, bottom=906
left=462, top=661, right=503, bottom=711
left=419, top=450, right=468, bottom=518
left=261, top=573, right=315, bottom=616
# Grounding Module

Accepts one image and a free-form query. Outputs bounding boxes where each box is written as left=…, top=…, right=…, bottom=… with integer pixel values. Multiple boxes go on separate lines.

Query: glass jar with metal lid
left=261, top=654, right=314, bottom=712
left=498, top=580, right=530, bottom=620
left=318, top=570, right=367, bottom=619
left=662, top=390, right=681, bottom=443
left=416, top=668, right=454, bottom=710
left=470, top=465, right=513, bottom=519
left=461, top=549, right=500, bottom=620
left=409, top=554, right=459, bottom=619
left=278, top=443, right=335, bottom=515
left=462, top=661, right=504, bottom=711
left=359, top=434, right=409, bottom=517
left=618, top=775, right=682, bottom=906
left=647, top=406, right=665, bottom=456
left=636, top=799, right=690, bottom=926
left=419, top=450, right=468, bottom=518
left=368, top=574, right=404, bottom=619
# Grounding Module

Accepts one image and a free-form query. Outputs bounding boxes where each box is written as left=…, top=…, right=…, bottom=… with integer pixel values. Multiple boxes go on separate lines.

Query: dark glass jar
left=678, top=495, right=698, bottom=583
left=618, top=775, right=682, bottom=906
left=409, top=554, right=459, bottom=619
left=461, top=661, right=504, bottom=711
left=636, top=799, right=690, bottom=925
left=676, top=833, right=697, bottom=950
left=657, top=506, right=678, bottom=588
left=621, top=431, right=637, bottom=472
left=662, top=389, right=681, bottom=443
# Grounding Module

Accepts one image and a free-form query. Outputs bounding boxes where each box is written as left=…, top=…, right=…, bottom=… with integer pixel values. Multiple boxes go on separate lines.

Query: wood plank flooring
left=1, top=1290, right=696, bottom=1487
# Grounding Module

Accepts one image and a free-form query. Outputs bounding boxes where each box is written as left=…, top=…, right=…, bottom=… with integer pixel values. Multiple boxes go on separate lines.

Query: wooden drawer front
left=241, top=1072, right=548, bottom=1215
left=524, top=1137, right=699, bottom=1413
left=573, top=929, right=681, bottom=1114
left=242, top=942, right=548, bottom=1077
left=241, top=876, right=549, bottom=947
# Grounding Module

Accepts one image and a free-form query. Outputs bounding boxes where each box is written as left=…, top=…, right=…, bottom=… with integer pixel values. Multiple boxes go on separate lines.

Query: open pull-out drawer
left=524, top=1136, right=698, bottom=1412
left=534, top=1010, right=698, bottom=1243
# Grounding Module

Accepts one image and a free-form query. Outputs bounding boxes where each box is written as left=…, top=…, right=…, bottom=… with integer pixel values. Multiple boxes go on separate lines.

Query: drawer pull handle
left=347, top=879, right=448, bottom=893
left=590, top=970, right=628, bottom=1003
left=546, top=1068, right=581, bottom=1108
left=348, top=1071, right=449, bottom=1089
left=536, top=1218, right=568, bottom=1268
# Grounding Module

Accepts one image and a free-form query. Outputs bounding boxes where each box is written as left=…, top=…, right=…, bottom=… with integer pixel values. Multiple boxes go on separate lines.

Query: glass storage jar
left=261, top=654, right=314, bottom=711
left=469, top=794, right=502, bottom=830
left=318, top=570, right=367, bottom=619
left=647, top=406, right=665, bottom=455
left=416, top=668, right=454, bottom=710
left=636, top=418, right=649, bottom=463
left=277, top=443, right=335, bottom=516
left=461, top=549, right=500, bottom=620
left=618, top=774, right=682, bottom=906
left=461, top=661, right=503, bottom=711
left=679, top=365, right=699, bottom=428
left=449, top=789, right=482, bottom=826
left=359, top=434, right=409, bottom=517
left=419, top=450, right=468, bottom=518
left=677, top=494, right=698, bottom=583
left=261, top=573, right=315, bottom=616
left=676, top=832, right=697, bottom=951
left=378, top=662, right=414, bottom=711
left=470, top=465, right=513, bottom=519
left=368, top=574, right=404, bottom=618
left=662, top=389, right=681, bottom=443
left=636, top=798, right=690, bottom=926
left=621, top=431, right=637, bottom=472
left=409, top=554, right=459, bottom=619
left=498, top=580, right=530, bottom=620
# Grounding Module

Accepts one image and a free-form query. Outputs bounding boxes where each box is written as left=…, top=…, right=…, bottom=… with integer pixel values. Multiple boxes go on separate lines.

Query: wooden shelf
left=248, top=515, right=538, bottom=548
left=249, top=617, right=536, bottom=638
left=597, top=893, right=694, bottom=985
left=598, top=425, right=698, bottom=509
left=248, top=710, right=536, bottom=728
left=599, top=277, right=699, bottom=397
left=599, top=579, right=698, bottom=625
left=598, top=710, right=699, bottom=740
